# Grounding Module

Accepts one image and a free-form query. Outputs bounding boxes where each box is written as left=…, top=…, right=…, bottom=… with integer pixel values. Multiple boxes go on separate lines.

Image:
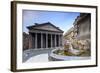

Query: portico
left=27, top=22, right=63, bottom=49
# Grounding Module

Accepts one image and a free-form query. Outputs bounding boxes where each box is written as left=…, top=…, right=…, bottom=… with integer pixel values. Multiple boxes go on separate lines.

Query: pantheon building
left=27, top=22, right=63, bottom=49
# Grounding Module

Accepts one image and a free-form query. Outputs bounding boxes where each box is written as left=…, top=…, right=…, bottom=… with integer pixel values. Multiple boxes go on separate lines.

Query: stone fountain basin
left=49, top=49, right=90, bottom=61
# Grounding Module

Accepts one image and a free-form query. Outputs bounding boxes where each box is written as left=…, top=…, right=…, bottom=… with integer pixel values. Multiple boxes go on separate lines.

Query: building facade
left=27, top=22, right=63, bottom=49
left=64, top=27, right=74, bottom=42
left=23, top=32, right=29, bottom=50
left=63, top=13, right=91, bottom=51
left=73, top=13, right=91, bottom=51
left=73, top=13, right=91, bottom=40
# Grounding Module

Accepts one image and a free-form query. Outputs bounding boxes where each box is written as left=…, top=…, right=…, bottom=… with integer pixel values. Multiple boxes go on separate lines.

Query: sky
left=22, top=10, right=80, bottom=34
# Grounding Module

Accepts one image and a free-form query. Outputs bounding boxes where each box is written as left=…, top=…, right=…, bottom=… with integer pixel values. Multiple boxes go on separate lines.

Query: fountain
left=49, top=39, right=91, bottom=61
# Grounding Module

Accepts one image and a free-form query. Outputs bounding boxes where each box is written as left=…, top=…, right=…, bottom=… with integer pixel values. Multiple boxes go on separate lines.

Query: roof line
left=27, top=22, right=64, bottom=32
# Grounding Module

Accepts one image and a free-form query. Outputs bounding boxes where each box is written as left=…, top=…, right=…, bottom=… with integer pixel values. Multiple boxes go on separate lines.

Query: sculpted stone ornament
left=62, top=39, right=90, bottom=56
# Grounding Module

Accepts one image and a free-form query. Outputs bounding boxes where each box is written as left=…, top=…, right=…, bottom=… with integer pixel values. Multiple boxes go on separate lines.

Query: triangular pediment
left=27, top=22, right=63, bottom=33
left=33, top=24, right=61, bottom=32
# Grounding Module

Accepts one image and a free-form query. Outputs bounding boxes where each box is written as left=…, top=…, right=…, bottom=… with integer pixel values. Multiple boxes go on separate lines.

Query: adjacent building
left=64, top=27, right=74, bottom=42
left=64, top=13, right=91, bottom=41
left=23, top=32, right=29, bottom=50
left=73, top=13, right=91, bottom=41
